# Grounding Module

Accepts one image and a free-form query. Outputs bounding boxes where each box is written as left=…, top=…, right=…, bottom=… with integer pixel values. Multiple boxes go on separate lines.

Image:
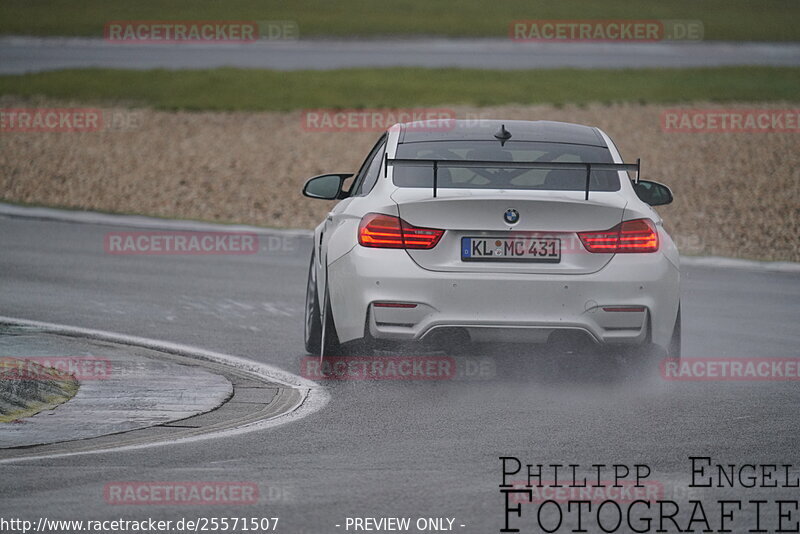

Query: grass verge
left=0, top=0, right=798, bottom=41
left=0, top=359, right=79, bottom=423
left=1, top=67, right=799, bottom=112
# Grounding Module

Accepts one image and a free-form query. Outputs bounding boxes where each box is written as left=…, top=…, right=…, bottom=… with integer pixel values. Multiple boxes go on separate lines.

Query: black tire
left=623, top=305, right=680, bottom=375
left=304, top=253, right=323, bottom=355
left=667, top=304, right=681, bottom=360
left=320, top=284, right=343, bottom=357
left=305, top=253, right=343, bottom=356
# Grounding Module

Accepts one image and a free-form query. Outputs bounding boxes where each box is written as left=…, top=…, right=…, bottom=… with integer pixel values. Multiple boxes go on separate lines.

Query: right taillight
left=358, top=213, right=444, bottom=250
left=578, top=218, right=659, bottom=253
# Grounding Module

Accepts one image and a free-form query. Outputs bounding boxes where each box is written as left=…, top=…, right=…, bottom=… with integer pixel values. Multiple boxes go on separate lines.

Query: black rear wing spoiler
left=384, top=156, right=641, bottom=200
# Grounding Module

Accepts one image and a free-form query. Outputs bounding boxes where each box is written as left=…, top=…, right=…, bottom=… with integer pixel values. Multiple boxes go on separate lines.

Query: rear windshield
left=393, top=141, right=620, bottom=191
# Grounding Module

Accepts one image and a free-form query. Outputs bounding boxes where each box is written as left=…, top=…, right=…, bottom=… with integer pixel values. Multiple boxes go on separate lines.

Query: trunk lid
left=391, top=188, right=626, bottom=274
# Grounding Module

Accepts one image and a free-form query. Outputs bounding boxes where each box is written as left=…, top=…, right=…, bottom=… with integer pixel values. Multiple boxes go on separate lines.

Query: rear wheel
left=320, top=285, right=343, bottom=356
left=667, top=305, right=681, bottom=360
left=615, top=305, right=681, bottom=379
left=304, top=253, right=343, bottom=356
left=304, top=253, right=322, bottom=355
left=608, top=306, right=680, bottom=375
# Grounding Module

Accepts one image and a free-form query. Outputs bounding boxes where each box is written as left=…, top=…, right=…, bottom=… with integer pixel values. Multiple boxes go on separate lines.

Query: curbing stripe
left=0, top=315, right=329, bottom=463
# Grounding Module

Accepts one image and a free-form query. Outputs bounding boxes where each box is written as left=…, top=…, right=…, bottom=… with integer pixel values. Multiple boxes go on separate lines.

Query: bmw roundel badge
left=504, top=208, right=520, bottom=225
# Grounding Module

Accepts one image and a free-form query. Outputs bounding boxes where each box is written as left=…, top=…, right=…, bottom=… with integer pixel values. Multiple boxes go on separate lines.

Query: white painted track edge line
left=0, top=202, right=313, bottom=237
left=680, top=256, right=800, bottom=273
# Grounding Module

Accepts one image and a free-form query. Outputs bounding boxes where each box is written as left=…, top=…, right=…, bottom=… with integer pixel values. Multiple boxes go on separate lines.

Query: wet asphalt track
left=0, top=213, right=798, bottom=533
left=2, top=37, right=800, bottom=74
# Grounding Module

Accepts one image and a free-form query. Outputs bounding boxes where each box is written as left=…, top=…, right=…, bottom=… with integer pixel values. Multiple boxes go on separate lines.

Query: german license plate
left=461, top=237, right=561, bottom=263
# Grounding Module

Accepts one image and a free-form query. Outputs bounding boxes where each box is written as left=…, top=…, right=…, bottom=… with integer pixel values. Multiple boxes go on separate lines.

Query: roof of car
left=396, top=119, right=607, bottom=147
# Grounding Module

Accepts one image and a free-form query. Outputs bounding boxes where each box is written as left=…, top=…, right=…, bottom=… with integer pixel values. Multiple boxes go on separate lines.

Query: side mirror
left=633, top=180, right=673, bottom=206
left=302, top=173, right=353, bottom=200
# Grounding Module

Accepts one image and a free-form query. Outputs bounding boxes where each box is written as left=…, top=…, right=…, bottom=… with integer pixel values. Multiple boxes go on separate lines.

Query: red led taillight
left=358, top=213, right=444, bottom=250
left=578, top=218, right=659, bottom=253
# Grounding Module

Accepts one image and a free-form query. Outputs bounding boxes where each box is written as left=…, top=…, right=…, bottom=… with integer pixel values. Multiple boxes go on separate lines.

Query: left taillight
left=578, top=218, right=659, bottom=253
left=358, top=213, right=444, bottom=250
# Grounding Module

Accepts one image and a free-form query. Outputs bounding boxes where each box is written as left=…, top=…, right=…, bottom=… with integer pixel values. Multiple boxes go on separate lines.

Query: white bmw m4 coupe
left=302, top=120, right=680, bottom=361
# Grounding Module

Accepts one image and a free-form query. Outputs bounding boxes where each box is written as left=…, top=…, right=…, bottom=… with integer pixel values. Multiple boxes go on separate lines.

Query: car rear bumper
left=328, top=246, right=680, bottom=349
